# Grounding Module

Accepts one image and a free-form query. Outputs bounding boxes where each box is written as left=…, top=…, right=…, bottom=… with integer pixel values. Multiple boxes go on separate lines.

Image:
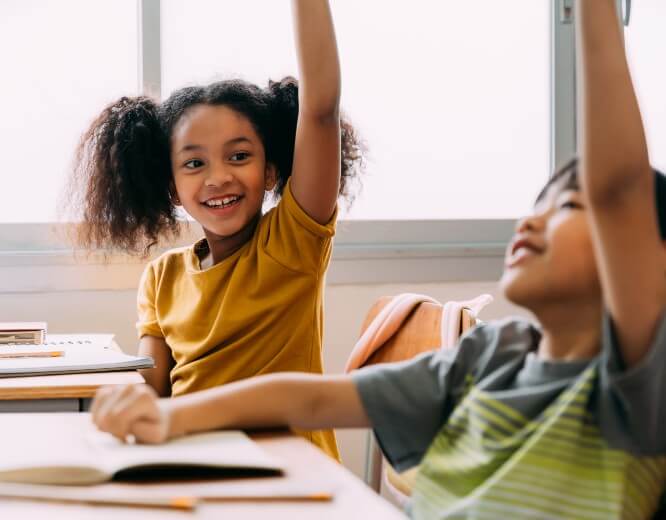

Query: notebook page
left=87, top=430, right=284, bottom=476
left=0, top=420, right=100, bottom=483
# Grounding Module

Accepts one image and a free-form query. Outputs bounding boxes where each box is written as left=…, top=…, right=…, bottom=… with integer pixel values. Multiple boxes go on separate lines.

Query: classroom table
left=0, top=414, right=407, bottom=519
left=0, top=341, right=144, bottom=412
left=0, top=370, right=144, bottom=412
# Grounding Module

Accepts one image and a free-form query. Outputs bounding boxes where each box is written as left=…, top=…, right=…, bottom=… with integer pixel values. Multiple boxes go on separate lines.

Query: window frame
left=0, top=0, right=577, bottom=291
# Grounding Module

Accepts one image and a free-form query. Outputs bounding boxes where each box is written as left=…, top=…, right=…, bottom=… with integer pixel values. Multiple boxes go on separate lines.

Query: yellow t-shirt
left=136, top=180, right=339, bottom=460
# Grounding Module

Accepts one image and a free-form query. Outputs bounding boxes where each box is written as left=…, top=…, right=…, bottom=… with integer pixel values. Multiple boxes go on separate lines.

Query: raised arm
left=91, top=373, right=369, bottom=443
left=289, top=0, right=342, bottom=224
left=576, top=0, right=665, bottom=366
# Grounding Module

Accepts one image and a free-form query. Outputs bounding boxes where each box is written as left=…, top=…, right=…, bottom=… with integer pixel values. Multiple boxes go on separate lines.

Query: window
left=0, top=0, right=553, bottom=225
left=0, top=0, right=569, bottom=286
left=162, top=0, right=551, bottom=219
left=624, top=0, right=666, bottom=172
left=0, top=0, right=138, bottom=223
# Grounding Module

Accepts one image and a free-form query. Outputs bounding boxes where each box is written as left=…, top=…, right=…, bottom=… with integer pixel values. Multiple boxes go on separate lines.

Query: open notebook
left=0, top=415, right=283, bottom=485
left=0, top=334, right=153, bottom=378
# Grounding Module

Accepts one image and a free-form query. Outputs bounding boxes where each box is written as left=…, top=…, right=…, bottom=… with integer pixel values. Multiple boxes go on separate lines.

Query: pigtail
left=339, top=115, right=365, bottom=205
left=266, top=76, right=365, bottom=205
left=66, top=96, right=177, bottom=254
left=266, top=77, right=299, bottom=198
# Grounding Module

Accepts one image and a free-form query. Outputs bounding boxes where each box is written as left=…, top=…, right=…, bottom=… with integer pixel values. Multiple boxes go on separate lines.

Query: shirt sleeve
left=260, top=178, right=337, bottom=275
left=351, top=326, right=490, bottom=471
left=136, top=262, right=163, bottom=339
left=597, top=309, right=666, bottom=455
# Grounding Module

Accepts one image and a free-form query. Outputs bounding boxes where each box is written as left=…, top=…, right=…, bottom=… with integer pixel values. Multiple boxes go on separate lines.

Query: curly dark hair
left=66, top=76, right=364, bottom=254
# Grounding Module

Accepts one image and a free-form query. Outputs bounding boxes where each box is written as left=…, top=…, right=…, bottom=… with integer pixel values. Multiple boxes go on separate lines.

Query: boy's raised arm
left=289, top=0, right=342, bottom=224
left=576, top=0, right=665, bottom=366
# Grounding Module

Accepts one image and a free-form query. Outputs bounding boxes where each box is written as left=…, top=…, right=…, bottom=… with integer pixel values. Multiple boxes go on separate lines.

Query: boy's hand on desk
left=91, top=384, right=172, bottom=444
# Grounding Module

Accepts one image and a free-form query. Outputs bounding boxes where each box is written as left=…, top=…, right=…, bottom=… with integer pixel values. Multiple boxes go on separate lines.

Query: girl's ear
left=264, top=163, right=277, bottom=191
left=169, top=183, right=181, bottom=206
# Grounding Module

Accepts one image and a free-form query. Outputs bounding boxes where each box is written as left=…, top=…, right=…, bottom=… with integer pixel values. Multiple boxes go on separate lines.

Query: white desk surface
left=0, top=414, right=406, bottom=519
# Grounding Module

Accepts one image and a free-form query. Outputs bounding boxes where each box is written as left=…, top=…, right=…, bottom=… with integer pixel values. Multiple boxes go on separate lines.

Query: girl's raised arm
left=576, top=0, right=665, bottom=366
left=289, top=0, right=342, bottom=224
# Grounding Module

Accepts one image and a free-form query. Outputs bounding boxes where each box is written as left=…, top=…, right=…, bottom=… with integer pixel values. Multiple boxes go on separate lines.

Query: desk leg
left=0, top=399, right=80, bottom=412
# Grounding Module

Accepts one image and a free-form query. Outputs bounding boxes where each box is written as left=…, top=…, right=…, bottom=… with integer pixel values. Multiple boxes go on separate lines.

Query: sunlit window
left=625, top=0, right=666, bottom=172
left=0, top=0, right=138, bottom=223
left=162, top=0, right=551, bottom=219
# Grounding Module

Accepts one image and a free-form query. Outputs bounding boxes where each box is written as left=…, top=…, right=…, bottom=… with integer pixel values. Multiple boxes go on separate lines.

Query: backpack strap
left=440, top=294, right=493, bottom=349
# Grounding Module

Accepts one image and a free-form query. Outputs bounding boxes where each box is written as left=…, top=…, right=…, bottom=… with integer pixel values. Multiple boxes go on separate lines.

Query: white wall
left=0, top=280, right=528, bottom=479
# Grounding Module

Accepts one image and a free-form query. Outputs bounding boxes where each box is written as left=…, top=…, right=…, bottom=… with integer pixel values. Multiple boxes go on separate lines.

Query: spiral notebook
left=0, top=334, right=153, bottom=378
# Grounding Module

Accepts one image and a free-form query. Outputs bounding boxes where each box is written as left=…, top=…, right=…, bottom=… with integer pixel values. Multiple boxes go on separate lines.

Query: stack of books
left=0, top=322, right=47, bottom=345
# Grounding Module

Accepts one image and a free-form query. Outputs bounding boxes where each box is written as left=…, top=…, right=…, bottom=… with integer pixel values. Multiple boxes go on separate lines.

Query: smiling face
left=500, top=172, right=602, bottom=313
left=170, top=104, right=276, bottom=241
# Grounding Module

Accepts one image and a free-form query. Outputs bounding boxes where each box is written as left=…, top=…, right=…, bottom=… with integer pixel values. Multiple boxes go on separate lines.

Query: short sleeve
left=260, top=178, right=337, bottom=275
left=351, top=328, right=490, bottom=471
left=597, top=310, right=666, bottom=455
left=136, top=262, right=163, bottom=339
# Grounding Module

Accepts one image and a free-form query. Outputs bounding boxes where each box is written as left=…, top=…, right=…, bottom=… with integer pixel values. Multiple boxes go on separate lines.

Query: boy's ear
left=264, top=163, right=277, bottom=191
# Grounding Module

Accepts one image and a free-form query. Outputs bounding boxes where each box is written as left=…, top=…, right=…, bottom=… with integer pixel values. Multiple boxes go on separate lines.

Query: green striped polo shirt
left=352, top=313, right=666, bottom=519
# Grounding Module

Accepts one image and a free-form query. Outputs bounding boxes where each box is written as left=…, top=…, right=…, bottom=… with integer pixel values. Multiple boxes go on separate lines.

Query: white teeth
left=205, top=196, right=240, bottom=208
left=513, top=247, right=536, bottom=259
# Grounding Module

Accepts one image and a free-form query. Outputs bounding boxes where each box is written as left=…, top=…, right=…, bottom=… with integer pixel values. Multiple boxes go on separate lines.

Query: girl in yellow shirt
left=67, top=0, right=363, bottom=460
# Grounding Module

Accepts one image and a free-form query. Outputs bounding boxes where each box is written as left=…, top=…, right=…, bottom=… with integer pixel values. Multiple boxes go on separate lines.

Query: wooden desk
left=0, top=371, right=144, bottom=412
left=0, top=342, right=144, bottom=412
left=0, top=414, right=406, bottom=519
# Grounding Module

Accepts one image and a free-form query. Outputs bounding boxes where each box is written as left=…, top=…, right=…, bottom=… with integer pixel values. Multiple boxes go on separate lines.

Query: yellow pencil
left=0, top=351, right=64, bottom=360
left=0, top=488, right=197, bottom=510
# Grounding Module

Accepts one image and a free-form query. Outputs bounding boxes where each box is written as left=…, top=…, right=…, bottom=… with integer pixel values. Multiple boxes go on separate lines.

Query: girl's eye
left=184, top=159, right=204, bottom=169
left=229, top=152, right=250, bottom=162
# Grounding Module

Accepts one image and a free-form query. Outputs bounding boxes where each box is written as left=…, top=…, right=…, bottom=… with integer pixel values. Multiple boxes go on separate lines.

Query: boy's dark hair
left=537, top=157, right=666, bottom=240
left=67, top=77, right=364, bottom=253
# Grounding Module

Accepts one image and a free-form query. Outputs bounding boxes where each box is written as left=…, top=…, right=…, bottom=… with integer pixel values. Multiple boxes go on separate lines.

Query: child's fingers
left=91, top=385, right=127, bottom=430
left=90, top=384, right=116, bottom=418
left=106, top=386, right=159, bottom=441
left=92, top=385, right=155, bottom=440
left=93, top=385, right=137, bottom=438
